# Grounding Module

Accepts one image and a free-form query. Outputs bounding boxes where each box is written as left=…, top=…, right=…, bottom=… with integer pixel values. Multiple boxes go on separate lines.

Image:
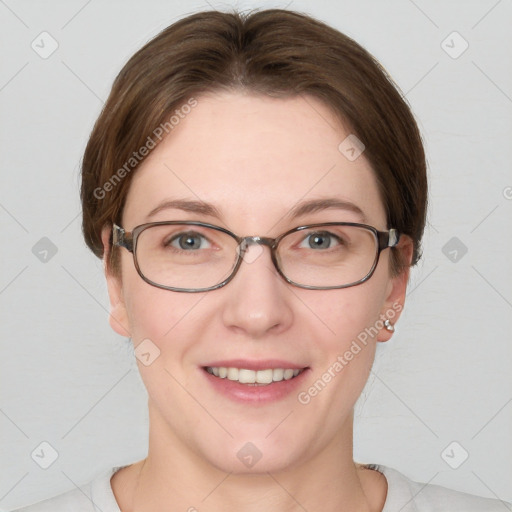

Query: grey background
left=1, top=0, right=511, bottom=509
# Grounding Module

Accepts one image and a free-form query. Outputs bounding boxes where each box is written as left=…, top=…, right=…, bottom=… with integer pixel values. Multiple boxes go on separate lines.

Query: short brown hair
left=81, top=8, right=427, bottom=275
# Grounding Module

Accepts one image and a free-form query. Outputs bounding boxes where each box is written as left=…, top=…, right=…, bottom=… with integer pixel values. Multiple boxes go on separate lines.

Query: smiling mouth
left=203, top=366, right=307, bottom=385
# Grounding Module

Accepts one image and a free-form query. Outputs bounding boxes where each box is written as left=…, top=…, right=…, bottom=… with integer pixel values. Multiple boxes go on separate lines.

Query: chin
left=198, top=433, right=307, bottom=475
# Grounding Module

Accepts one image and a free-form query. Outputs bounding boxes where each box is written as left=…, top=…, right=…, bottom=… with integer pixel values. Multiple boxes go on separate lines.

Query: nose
left=220, top=244, right=294, bottom=339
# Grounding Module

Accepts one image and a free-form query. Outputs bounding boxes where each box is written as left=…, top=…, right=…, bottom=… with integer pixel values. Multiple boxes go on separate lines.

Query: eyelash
left=163, top=230, right=348, bottom=252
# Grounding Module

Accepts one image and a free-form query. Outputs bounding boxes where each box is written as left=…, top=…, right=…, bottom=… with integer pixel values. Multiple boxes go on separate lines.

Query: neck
left=116, top=403, right=385, bottom=512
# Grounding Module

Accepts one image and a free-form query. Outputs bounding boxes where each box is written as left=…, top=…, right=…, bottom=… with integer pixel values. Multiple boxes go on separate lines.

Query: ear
left=101, top=225, right=131, bottom=338
left=377, top=235, right=414, bottom=342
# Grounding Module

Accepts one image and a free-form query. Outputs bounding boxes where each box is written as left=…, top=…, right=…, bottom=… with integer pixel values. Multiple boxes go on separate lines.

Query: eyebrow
left=145, top=197, right=366, bottom=222
left=286, top=198, right=366, bottom=222
left=146, top=199, right=222, bottom=220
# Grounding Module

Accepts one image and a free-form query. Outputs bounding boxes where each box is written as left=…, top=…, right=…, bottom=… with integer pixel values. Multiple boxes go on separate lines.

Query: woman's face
left=104, top=91, right=410, bottom=473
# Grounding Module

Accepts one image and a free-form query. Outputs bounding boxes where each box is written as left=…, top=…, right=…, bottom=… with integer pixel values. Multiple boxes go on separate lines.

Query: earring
left=384, top=319, right=395, bottom=332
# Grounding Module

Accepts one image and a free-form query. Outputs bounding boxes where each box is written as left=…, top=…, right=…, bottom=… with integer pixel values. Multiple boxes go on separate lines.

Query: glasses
left=112, top=221, right=400, bottom=292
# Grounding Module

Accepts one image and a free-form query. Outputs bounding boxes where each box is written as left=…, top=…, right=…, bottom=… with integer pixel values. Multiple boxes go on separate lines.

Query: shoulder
left=371, top=464, right=511, bottom=512
left=8, top=467, right=122, bottom=512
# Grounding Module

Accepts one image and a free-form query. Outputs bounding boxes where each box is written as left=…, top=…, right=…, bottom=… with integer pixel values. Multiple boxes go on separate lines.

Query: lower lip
left=201, top=367, right=310, bottom=404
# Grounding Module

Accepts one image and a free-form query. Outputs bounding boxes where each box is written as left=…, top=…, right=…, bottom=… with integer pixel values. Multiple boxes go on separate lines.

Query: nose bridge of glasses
left=237, top=236, right=277, bottom=265
left=241, top=236, right=275, bottom=247
left=239, top=235, right=276, bottom=253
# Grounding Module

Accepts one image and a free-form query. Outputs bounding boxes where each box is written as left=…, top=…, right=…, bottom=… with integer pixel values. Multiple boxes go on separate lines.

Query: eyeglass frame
left=112, top=220, right=400, bottom=293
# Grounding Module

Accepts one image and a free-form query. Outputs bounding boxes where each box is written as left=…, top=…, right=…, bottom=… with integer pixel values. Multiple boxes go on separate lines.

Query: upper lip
left=203, top=359, right=308, bottom=371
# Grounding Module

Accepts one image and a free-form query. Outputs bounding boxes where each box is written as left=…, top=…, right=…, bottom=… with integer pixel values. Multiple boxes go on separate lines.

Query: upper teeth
left=206, top=367, right=302, bottom=384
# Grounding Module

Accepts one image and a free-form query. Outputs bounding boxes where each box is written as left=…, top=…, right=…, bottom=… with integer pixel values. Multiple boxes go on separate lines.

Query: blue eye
left=167, top=231, right=211, bottom=250
left=299, top=231, right=342, bottom=250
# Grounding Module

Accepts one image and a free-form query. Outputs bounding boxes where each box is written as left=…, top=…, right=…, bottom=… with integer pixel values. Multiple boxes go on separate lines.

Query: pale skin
left=102, top=91, right=413, bottom=511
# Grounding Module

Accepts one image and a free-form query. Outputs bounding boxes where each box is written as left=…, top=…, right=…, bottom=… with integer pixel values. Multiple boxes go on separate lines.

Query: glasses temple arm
left=378, top=228, right=400, bottom=250
left=112, top=224, right=134, bottom=252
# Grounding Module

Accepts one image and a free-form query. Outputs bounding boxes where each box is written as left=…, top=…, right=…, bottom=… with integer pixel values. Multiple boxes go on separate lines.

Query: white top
left=11, top=463, right=510, bottom=511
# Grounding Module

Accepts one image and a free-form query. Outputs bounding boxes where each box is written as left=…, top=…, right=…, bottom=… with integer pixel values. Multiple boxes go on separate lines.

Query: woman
left=13, top=8, right=510, bottom=511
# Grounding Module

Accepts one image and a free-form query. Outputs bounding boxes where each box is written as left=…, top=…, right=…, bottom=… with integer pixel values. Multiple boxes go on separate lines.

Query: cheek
left=122, top=279, right=210, bottom=399
left=122, top=266, right=207, bottom=346
left=295, top=284, right=386, bottom=419
left=308, top=281, right=386, bottom=348
left=302, top=280, right=387, bottom=384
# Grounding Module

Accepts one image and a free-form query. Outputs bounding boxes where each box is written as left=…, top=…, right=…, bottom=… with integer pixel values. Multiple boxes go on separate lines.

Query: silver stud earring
left=384, top=319, right=395, bottom=332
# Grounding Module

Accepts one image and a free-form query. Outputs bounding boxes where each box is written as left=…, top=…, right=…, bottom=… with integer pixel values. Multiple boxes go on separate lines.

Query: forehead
left=123, top=91, right=386, bottom=231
